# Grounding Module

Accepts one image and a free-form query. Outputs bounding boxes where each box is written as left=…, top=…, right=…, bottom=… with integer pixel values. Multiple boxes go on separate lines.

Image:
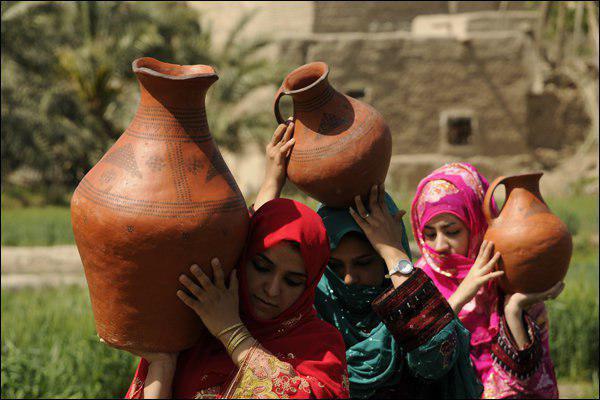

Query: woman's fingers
left=481, top=270, right=505, bottom=283
left=177, top=289, right=202, bottom=313
left=211, top=258, right=225, bottom=290
left=475, top=240, right=488, bottom=262
left=349, top=207, right=368, bottom=230
left=280, top=138, right=295, bottom=155
left=368, top=185, right=379, bottom=214
left=280, top=121, right=294, bottom=145
left=271, top=123, right=287, bottom=145
left=481, top=252, right=501, bottom=273
left=353, top=195, right=370, bottom=221
left=228, top=270, right=239, bottom=296
left=542, top=281, right=565, bottom=300
left=378, top=184, right=391, bottom=215
left=179, top=274, right=205, bottom=300
left=189, top=264, right=218, bottom=296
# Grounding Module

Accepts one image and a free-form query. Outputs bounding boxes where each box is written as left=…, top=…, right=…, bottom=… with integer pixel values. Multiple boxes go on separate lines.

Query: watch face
left=398, top=260, right=414, bottom=275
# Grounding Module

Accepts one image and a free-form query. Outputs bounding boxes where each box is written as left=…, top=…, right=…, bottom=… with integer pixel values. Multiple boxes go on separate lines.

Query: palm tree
left=2, top=1, right=282, bottom=202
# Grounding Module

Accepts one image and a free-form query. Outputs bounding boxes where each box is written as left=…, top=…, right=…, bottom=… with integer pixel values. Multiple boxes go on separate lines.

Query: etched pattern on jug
left=104, top=143, right=142, bottom=178
left=125, top=105, right=211, bottom=143
left=166, top=142, right=192, bottom=202
left=291, top=111, right=376, bottom=162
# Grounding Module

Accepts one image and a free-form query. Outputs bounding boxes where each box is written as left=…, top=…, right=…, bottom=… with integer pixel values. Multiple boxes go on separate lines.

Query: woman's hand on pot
left=255, top=119, right=295, bottom=210
left=264, top=119, right=295, bottom=190
left=349, top=184, right=408, bottom=264
left=177, top=258, right=242, bottom=338
left=504, top=281, right=565, bottom=314
left=449, top=240, right=504, bottom=313
left=98, top=337, right=178, bottom=365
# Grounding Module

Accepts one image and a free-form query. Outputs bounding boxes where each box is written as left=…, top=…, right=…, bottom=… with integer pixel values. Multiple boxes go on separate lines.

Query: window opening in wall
left=447, top=117, right=472, bottom=145
left=346, top=89, right=366, bottom=99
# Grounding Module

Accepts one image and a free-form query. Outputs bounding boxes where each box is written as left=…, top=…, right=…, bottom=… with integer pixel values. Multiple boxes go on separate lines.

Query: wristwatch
left=385, top=259, right=414, bottom=279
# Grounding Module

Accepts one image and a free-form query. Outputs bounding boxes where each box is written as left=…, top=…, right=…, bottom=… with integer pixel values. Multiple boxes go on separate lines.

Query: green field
left=1, top=207, right=74, bottom=246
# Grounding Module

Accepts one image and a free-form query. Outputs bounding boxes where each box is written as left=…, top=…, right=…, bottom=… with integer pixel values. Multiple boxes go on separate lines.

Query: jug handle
left=273, top=86, right=288, bottom=124
left=483, top=176, right=506, bottom=223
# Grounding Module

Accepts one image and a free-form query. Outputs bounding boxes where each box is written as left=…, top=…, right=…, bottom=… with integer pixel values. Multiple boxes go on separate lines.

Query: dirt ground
left=1, top=245, right=85, bottom=289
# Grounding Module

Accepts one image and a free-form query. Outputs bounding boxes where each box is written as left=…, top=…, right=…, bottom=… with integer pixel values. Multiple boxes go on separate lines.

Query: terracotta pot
left=71, top=57, right=249, bottom=352
left=273, top=62, right=392, bottom=207
left=483, top=172, right=572, bottom=293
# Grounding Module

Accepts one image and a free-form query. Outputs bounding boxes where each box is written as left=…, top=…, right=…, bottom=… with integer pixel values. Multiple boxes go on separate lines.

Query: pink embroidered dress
left=410, top=162, right=559, bottom=399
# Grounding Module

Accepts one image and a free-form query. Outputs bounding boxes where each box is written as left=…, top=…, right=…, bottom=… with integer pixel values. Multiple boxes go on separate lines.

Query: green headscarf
left=314, top=193, right=412, bottom=398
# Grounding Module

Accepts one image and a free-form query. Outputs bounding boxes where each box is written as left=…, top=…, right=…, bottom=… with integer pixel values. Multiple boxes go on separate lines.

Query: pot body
left=70, top=58, right=249, bottom=352
left=483, top=173, right=572, bottom=293
left=274, top=62, right=391, bottom=208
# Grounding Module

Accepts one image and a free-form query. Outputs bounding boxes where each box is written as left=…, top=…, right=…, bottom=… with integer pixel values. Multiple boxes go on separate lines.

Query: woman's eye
left=285, top=278, right=305, bottom=287
left=446, top=230, right=460, bottom=236
left=424, top=233, right=436, bottom=240
left=252, top=260, right=270, bottom=273
left=355, top=258, right=374, bottom=267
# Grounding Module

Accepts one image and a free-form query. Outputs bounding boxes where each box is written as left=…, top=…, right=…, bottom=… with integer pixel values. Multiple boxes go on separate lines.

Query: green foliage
left=1, top=1, right=282, bottom=202
left=1, top=285, right=138, bottom=398
left=1, top=207, right=74, bottom=246
left=547, top=259, right=599, bottom=381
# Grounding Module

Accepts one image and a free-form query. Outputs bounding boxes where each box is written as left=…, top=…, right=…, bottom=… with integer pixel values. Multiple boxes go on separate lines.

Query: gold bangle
left=228, top=332, right=252, bottom=355
left=225, top=326, right=247, bottom=350
left=227, top=329, right=250, bottom=354
left=216, top=322, right=244, bottom=340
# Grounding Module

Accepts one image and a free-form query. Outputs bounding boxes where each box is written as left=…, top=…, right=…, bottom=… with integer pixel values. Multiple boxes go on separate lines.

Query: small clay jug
left=71, top=57, right=249, bottom=352
left=483, top=172, right=572, bottom=293
left=273, top=62, right=391, bottom=207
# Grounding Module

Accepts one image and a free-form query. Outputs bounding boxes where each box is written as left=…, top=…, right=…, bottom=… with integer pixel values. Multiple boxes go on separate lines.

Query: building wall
left=277, top=31, right=533, bottom=157
left=313, top=1, right=531, bottom=33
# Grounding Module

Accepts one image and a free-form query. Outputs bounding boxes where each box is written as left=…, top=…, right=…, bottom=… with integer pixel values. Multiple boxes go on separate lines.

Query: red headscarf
left=126, top=198, right=348, bottom=399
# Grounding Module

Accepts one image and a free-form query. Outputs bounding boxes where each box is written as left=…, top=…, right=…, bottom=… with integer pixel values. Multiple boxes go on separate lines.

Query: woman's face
left=246, top=241, right=307, bottom=320
left=423, top=213, right=470, bottom=256
left=329, top=232, right=386, bottom=287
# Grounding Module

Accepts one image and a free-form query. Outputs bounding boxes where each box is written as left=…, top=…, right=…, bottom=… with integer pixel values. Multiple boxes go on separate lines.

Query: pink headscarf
left=411, top=162, right=499, bottom=382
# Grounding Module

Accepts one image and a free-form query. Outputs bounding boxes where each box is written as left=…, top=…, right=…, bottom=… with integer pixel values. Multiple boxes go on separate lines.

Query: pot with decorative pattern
left=273, top=62, right=392, bottom=208
left=70, top=57, right=249, bottom=352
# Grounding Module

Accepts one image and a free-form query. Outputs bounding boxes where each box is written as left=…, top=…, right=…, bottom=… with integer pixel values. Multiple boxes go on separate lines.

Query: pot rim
left=282, top=61, right=329, bottom=95
left=132, top=57, right=218, bottom=81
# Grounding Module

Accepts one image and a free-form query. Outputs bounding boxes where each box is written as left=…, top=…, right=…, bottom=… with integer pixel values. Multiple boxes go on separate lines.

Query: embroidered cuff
left=371, top=268, right=454, bottom=351
left=491, top=312, right=543, bottom=380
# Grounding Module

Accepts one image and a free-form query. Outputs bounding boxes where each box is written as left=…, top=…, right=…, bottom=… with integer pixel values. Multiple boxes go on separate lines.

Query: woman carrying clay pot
left=410, top=162, right=563, bottom=398
left=110, top=195, right=350, bottom=398
left=255, top=122, right=487, bottom=398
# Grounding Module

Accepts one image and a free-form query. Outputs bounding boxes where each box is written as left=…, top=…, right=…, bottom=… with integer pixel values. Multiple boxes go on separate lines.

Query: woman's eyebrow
left=442, top=222, right=456, bottom=228
left=257, top=253, right=274, bottom=265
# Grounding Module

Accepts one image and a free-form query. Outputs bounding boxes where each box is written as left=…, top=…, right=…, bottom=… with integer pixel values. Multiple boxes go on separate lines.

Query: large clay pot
left=71, top=57, right=250, bottom=352
left=483, top=172, right=572, bottom=293
left=273, top=62, right=392, bottom=207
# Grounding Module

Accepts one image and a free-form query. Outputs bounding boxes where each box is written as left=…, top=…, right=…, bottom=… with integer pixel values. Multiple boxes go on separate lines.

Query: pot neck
left=133, top=57, right=218, bottom=111
left=282, top=61, right=335, bottom=104
left=504, top=173, right=544, bottom=203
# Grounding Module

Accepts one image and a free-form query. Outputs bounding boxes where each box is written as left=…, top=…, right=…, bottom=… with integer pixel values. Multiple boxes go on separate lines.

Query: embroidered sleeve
left=491, top=313, right=543, bottom=380
left=484, top=306, right=558, bottom=398
left=224, top=344, right=338, bottom=399
left=371, top=268, right=455, bottom=352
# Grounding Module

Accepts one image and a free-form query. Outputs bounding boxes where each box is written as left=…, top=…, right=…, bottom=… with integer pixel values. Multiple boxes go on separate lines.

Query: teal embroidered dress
left=314, top=195, right=483, bottom=399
